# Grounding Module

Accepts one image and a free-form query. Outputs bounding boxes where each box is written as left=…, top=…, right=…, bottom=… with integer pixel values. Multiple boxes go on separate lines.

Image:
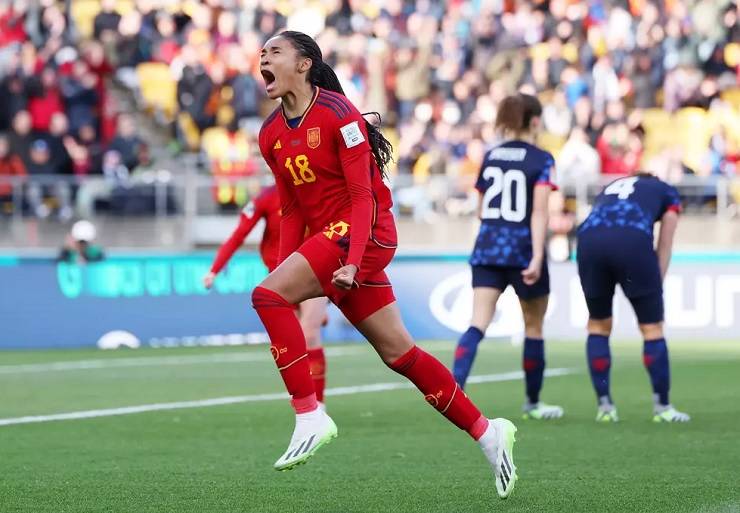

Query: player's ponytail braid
left=280, top=30, right=394, bottom=177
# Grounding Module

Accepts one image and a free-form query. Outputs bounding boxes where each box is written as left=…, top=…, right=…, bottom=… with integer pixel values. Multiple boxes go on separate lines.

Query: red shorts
left=297, top=232, right=396, bottom=325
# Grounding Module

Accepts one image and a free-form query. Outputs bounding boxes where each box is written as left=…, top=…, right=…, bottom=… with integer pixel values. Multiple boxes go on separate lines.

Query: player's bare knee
left=587, top=318, right=613, bottom=336
left=639, top=322, right=663, bottom=340
left=375, top=335, right=415, bottom=366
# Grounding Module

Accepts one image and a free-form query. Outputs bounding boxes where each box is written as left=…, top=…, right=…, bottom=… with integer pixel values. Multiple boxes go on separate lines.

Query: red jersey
left=210, top=185, right=281, bottom=273
left=258, top=87, right=396, bottom=269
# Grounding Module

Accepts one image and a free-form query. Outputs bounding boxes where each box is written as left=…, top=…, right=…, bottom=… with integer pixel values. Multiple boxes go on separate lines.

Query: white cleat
left=653, top=405, right=691, bottom=423
left=273, top=408, right=338, bottom=471
left=522, top=402, right=564, bottom=420
left=479, top=418, right=518, bottom=499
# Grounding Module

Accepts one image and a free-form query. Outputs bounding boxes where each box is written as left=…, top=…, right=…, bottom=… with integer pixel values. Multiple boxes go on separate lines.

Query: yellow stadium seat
left=640, top=108, right=673, bottom=158
left=721, top=88, right=740, bottom=111
left=200, top=127, right=229, bottom=158
left=136, top=62, right=178, bottom=120
left=537, top=131, right=566, bottom=156
left=674, top=107, right=713, bottom=174
left=70, top=0, right=101, bottom=40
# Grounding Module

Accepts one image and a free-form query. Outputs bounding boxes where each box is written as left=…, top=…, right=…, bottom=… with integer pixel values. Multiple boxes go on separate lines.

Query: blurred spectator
left=557, top=127, right=601, bottom=186
left=93, top=0, right=122, bottom=41
left=542, top=89, right=572, bottom=137
left=25, top=139, right=73, bottom=220
left=58, top=220, right=105, bottom=263
left=108, top=114, right=143, bottom=171
left=26, top=67, right=65, bottom=133
left=8, top=110, right=32, bottom=168
left=60, top=61, right=99, bottom=134
left=0, top=132, right=25, bottom=206
left=41, top=113, right=73, bottom=176
left=1, top=0, right=738, bottom=221
left=596, top=123, right=643, bottom=175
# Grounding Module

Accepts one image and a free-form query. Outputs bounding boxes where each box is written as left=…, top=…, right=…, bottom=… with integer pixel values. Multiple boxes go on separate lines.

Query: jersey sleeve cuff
left=666, top=204, right=682, bottom=214
left=536, top=180, right=558, bottom=191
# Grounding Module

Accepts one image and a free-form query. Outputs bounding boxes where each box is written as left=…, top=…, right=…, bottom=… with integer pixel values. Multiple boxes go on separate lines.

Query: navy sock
left=452, top=327, right=484, bottom=388
left=643, top=338, right=670, bottom=406
left=586, top=334, right=612, bottom=404
left=523, top=337, right=545, bottom=404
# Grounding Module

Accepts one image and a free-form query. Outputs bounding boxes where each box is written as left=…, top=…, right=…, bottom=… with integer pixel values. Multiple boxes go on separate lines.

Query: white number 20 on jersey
left=481, top=166, right=527, bottom=222
left=604, top=176, right=638, bottom=199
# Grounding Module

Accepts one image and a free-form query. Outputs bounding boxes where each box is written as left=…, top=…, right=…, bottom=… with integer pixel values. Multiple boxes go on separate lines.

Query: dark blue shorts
left=576, top=228, right=664, bottom=324
left=471, top=261, right=550, bottom=300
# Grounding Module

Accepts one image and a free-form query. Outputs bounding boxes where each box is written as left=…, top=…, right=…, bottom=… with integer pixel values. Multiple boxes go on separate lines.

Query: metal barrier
left=0, top=168, right=736, bottom=248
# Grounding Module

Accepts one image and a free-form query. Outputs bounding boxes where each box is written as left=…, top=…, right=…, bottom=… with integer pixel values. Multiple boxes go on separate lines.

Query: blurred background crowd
left=0, top=0, right=738, bottom=245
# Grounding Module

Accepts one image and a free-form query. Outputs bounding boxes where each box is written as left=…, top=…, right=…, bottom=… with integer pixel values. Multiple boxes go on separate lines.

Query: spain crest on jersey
left=307, top=127, right=320, bottom=149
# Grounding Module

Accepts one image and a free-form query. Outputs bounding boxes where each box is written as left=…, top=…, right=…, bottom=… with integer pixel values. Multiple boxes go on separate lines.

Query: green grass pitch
left=1, top=340, right=738, bottom=513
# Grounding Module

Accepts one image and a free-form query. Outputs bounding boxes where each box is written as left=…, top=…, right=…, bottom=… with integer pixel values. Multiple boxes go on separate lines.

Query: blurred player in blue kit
left=577, top=172, right=690, bottom=423
left=452, top=94, right=564, bottom=421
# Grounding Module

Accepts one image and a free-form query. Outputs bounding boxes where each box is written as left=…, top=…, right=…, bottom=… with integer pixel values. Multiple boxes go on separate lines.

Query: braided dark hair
left=279, top=30, right=394, bottom=177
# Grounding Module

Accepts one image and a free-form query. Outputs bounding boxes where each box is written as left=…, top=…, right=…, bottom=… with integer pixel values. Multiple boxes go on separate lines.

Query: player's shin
left=643, top=337, right=670, bottom=406
left=389, top=345, right=489, bottom=440
left=307, top=347, right=326, bottom=404
left=252, top=286, right=317, bottom=413
left=452, top=327, right=484, bottom=388
left=587, top=334, right=612, bottom=404
left=522, top=337, right=544, bottom=404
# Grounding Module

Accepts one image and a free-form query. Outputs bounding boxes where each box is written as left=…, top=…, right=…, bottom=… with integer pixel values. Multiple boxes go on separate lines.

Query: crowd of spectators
left=1, top=0, right=739, bottom=220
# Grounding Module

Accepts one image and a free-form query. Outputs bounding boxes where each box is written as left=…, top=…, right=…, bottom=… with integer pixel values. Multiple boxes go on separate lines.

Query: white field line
left=0, top=347, right=362, bottom=375
left=0, top=368, right=575, bottom=427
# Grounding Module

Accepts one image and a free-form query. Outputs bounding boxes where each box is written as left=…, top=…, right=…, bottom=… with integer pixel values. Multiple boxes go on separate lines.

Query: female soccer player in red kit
left=251, top=30, right=517, bottom=498
left=202, top=185, right=329, bottom=406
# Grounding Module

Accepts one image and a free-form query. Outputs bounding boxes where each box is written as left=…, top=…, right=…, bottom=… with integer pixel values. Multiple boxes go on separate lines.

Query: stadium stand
left=0, top=0, right=738, bottom=249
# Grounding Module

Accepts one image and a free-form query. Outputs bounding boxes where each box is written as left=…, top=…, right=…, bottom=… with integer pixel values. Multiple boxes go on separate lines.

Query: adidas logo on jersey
left=273, top=140, right=282, bottom=150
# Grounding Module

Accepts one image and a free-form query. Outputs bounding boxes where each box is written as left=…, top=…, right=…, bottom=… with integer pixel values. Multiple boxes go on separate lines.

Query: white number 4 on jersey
left=604, top=176, right=638, bottom=199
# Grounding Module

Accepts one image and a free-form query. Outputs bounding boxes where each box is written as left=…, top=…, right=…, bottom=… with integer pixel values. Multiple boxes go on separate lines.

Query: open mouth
left=261, top=70, right=276, bottom=91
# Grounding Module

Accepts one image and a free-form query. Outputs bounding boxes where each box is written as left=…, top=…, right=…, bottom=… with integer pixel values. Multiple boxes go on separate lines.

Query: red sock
left=390, top=346, right=489, bottom=440
left=252, top=286, right=317, bottom=413
left=307, top=347, right=326, bottom=403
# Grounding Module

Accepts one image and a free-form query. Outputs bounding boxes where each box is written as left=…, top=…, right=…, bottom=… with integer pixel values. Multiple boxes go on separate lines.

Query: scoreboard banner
left=1, top=254, right=739, bottom=349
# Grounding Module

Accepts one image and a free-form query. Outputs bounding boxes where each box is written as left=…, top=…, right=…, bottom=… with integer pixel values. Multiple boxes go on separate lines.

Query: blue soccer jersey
left=578, top=174, right=682, bottom=238
left=470, top=140, right=556, bottom=268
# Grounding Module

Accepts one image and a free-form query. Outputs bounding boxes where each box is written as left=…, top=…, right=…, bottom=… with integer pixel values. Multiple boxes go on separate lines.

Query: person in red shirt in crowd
left=0, top=3, right=27, bottom=48
left=27, top=68, right=65, bottom=133
left=251, top=31, right=517, bottom=498
left=0, top=133, right=26, bottom=203
left=596, top=123, right=643, bottom=175
left=203, top=184, right=330, bottom=407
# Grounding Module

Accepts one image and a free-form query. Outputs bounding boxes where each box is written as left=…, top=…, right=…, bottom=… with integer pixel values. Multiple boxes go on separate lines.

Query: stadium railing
left=0, top=171, right=736, bottom=248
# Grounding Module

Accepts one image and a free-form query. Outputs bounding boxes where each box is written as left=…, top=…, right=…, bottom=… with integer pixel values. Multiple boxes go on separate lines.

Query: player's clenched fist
left=332, top=264, right=358, bottom=290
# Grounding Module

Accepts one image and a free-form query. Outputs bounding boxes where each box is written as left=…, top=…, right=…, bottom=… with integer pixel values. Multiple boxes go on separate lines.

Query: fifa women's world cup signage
left=0, top=255, right=738, bottom=349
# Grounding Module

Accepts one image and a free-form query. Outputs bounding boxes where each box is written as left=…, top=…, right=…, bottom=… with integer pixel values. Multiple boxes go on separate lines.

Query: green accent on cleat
left=595, top=407, right=619, bottom=423
left=274, top=417, right=338, bottom=471
left=494, top=418, right=518, bottom=499
left=652, top=406, right=690, bottom=423
left=522, top=403, right=564, bottom=420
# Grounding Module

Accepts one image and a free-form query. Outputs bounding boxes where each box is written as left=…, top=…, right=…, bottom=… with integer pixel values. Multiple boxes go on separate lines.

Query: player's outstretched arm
left=522, top=184, right=551, bottom=285
left=656, top=210, right=679, bottom=280
left=204, top=205, right=264, bottom=289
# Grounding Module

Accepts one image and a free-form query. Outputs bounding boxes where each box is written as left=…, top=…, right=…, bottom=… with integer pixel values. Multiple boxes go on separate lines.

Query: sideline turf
left=1, top=341, right=738, bottom=513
